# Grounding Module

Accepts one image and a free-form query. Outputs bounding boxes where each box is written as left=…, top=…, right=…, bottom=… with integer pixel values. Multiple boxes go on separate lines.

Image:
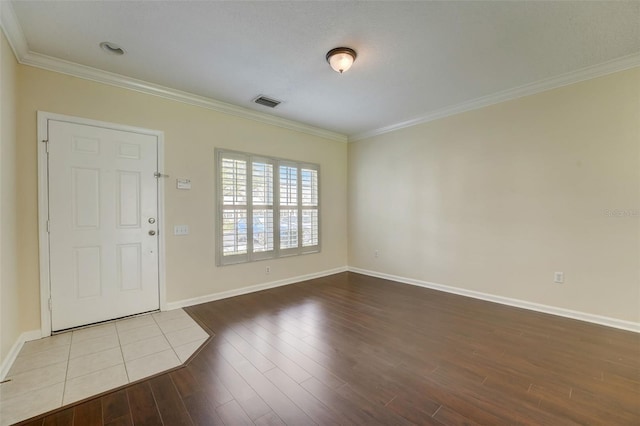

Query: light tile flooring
left=0, top=309, right=209, bottom=426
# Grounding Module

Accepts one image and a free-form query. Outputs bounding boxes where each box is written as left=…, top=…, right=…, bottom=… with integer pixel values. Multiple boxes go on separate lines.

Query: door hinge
left=42, top=139, right=49, bottom=153
left=48, top=298, right=52, bottom=311
left=46, top=220, right=50, bottom=233
left=154, top=172, right=169, bottom=178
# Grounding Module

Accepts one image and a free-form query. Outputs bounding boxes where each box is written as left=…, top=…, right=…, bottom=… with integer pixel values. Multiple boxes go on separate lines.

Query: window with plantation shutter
left=279, top=164, right=298, bottom=252
left=252, top=161, right=274, bottom=254
left=220, top=156, right=247, bottom=258
left=301, top=168, right=319, bottom=248
left=216, top=149, right=320, bottom=265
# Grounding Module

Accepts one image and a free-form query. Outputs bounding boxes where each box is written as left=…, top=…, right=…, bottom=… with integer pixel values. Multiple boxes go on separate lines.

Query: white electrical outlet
left=266, top=266, right=271, bottom=274
left=374, top=250, right=379, bottom=258
left=554, top=272, right=564, bottom=283
left=174, top=225, right=189, bottom=236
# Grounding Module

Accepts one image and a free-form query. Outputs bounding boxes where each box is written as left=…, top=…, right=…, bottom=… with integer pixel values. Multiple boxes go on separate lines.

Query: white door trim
left=37, top=111, right=167, bottom=337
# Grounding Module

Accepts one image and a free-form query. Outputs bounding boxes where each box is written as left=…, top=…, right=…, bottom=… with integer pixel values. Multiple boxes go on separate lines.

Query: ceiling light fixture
left=326, top=47, right=357, bottom=74
left=99, top=41, right=125, bottom=55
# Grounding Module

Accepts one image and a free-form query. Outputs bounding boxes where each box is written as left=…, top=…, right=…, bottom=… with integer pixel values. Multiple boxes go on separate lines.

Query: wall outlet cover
left=174, top=225, right=189, bottom=235
left=176, top=178, right=191, bottom=190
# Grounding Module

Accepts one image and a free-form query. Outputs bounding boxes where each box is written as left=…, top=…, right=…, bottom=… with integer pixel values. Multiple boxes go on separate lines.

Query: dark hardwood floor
left=16, top=272, right=640, bottom=425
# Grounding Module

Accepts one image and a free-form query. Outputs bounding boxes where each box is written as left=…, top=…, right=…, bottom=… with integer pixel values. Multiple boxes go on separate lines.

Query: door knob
left=149, top=230, right=156, bottom=236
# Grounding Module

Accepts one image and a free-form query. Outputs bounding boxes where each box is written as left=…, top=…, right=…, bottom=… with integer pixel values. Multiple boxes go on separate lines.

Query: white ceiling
left=8, top=0, right=640, bottom=139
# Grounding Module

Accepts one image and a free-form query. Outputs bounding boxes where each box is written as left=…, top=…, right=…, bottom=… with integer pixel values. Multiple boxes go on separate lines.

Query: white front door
left=47, top=119, right=160, bottom=331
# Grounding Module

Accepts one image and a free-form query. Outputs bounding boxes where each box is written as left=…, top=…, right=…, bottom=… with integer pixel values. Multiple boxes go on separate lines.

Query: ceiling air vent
left=254, top=96, right=281, bottom=108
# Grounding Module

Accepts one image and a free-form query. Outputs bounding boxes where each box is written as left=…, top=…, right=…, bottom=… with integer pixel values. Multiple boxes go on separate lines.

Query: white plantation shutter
left=279, top=164, right=298, bottom=253
left=220, top=155, right=248, bottom=263
left=301, top=168, right=319, bottom=251
left=216, top=149, right=319, bottom=265
left=251, top=159, right=275, bottom=260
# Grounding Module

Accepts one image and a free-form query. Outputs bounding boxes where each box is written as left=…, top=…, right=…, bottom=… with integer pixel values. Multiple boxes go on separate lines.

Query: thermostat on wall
left=176, top=178, right=191, bottom=190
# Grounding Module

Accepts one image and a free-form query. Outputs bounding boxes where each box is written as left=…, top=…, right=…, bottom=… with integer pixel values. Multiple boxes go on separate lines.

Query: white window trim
left=216, top=149, right=320, bottom=266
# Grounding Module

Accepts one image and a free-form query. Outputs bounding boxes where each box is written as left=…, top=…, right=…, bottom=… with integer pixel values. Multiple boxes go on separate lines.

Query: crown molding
left=0, top=0, right=28, bottom=58
left=350, top=53, right=640, bottom=141
left=0, top=2, right=347, bottom=143
left=3, top=0, right=638, bottom=144
left=19, top=51, right=349, bottom=142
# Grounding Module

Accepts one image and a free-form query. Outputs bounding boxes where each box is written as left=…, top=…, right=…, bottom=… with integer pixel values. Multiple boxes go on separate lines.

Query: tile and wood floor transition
left=1, top=309, right=208, bottom=426
left=9, top=272, right=640, bottom=425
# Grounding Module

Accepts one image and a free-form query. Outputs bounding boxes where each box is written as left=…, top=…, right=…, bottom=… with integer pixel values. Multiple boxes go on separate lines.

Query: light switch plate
left=174, top=225, right=189, bottom=235
left=176, top=178, right=191, bottom=190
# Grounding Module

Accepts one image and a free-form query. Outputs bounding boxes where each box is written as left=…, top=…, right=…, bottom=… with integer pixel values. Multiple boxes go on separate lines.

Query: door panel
left=48, top=120, right=159, bottom=331
left=117, top=171, right=141, bottom=228
left=72, top=167, right=100, bottom=228
left=117, top=243, right=142, bottom=291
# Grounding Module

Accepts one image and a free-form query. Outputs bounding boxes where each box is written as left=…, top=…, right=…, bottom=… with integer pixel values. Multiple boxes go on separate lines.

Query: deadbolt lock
left=148, top=218, right=156, bottom=224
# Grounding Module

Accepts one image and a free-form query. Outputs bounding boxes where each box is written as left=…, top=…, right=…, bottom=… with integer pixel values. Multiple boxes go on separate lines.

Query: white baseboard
left=165, top=266, right=348, bottom=311
left=348, top=267, right=640, bottom=333
left=4, top=264, right=633, bottom=381
left=1, top=329, right=42, bottom=380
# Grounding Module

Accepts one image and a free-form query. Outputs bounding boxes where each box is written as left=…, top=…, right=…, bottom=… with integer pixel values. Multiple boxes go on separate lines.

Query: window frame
left=216, top=149, right=320, bottom=266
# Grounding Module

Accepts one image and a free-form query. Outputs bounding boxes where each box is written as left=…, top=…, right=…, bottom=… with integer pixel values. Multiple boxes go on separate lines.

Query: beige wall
left=349, top=68, right=640, bottom=322
left=15, top=65, right=348, bottom=336
left=2, top=39, right=638, bottom=368
left=1, top=31, right=20, bottom=361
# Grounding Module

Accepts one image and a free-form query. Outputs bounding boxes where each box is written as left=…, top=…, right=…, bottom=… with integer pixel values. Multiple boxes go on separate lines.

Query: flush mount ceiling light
left=326, top=47, right=357, bottom=74
left=99, top=41, right=125, bottom=55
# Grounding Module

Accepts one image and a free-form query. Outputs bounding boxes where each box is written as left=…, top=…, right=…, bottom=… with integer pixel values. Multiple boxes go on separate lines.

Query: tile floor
left=0, top=309, right=209, bottom=426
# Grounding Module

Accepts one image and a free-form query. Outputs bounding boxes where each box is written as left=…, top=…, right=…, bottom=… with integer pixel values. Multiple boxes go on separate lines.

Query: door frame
left=37, top=111, right=167, bottom=337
